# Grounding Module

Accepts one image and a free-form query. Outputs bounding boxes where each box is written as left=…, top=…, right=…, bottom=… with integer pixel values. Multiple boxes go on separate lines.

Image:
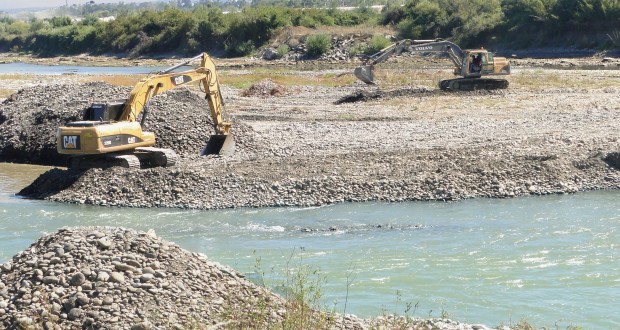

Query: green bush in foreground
left=305, top=34, right=331, bottom=58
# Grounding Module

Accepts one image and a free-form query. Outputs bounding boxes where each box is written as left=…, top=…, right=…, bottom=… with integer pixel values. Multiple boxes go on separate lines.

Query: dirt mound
left=240, top=79, right=287, bottom=97
left=0, top=82, right=255, bottom=166
left=334, top=86, right=434, bottom=104
left=0, top=82, right=125, bottom=166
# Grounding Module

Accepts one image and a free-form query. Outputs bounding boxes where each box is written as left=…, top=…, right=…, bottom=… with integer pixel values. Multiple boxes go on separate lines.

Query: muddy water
left=1, top=163, right=619, bottom=329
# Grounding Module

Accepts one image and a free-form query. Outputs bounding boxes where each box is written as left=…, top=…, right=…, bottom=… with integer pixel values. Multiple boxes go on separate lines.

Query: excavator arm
left=355, top=38, right=465, bottom=84
left=121, top=53, right=231, bottom=136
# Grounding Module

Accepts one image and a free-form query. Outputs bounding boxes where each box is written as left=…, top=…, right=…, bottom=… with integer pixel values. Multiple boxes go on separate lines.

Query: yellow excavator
left=354, top=38, right=511, bottom=91
left=57, top=52, right=234, bottom=169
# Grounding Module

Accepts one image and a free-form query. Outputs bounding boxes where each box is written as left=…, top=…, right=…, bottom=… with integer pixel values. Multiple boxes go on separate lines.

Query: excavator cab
left=82, top=101, right=125, bottom=122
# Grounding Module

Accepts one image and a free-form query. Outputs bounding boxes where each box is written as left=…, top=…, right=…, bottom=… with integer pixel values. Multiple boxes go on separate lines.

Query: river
left=0, top=62, right=167, bottom=75
left=1, top=162, right=618, bottom=329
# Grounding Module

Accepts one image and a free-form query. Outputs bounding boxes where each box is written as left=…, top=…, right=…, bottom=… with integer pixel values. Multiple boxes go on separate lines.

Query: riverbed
left=1, top=163, right=619, bottom=329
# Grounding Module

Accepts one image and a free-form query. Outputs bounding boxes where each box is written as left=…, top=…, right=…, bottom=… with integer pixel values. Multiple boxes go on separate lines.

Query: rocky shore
left=1, top=72, right=618, bottom=208
left=0, top=227, right=287, bottom=329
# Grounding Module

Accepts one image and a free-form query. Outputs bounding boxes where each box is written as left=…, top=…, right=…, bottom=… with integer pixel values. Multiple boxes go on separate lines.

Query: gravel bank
left=3, top=73, right=618, bottom=208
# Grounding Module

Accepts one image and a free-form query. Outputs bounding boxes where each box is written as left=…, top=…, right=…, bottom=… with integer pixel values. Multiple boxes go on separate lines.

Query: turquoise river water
left=1, top=163, right=619, bottom=329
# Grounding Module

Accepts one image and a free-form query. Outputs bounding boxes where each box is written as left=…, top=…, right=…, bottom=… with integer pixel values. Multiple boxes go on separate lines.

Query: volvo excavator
left=57, top=52, right=234, bottom=170
left=354, top=38, right=511, bottom=91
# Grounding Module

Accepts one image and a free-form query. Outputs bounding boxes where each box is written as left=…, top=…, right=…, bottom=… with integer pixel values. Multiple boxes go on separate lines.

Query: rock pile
left=240, top=79, right=288, bottom=97
left=0, top=227, right=287, bottom=329
left=334, top=86, right=434, bottom=104
left=0, top=82, right=123, bottom=166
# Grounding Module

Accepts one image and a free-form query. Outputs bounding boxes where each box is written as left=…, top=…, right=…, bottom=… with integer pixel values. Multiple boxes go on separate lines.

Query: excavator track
left=70, top=154, right=141, bottom=170
left=69, top=148, right=177, bottom=170
left=111, top=154, right=141, bottom=169
left=135, top=147, right=178, bottom=167
left=439, top=78, right=509, bottom=91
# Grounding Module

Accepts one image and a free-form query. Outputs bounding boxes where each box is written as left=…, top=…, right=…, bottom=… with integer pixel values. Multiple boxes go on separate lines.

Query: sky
left=0, top=0, right=161, bottom=11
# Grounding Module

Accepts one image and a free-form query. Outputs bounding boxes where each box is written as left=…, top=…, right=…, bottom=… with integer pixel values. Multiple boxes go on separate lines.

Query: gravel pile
left=240, top=79, right=288, bottom=97
left=0, top=82, right=123, bottom=166
left=0, top=227, right=286, bottom=329
left=0, top=82, right=255, bottom=166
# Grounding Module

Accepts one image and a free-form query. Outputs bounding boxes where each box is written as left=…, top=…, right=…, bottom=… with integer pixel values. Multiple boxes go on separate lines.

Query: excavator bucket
left=354, top=65, right=375, bottom=84
left=202, top=134, right=235, bottom=156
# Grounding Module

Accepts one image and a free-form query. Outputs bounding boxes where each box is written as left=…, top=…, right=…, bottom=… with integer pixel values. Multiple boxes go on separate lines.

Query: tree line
left=0, top=0, right=618, bottom=57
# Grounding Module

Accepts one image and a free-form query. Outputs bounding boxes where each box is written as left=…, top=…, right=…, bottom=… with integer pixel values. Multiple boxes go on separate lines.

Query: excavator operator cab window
left=82, top=101, right=126, bottom=122
left=470, top=53, right=483, bottom=74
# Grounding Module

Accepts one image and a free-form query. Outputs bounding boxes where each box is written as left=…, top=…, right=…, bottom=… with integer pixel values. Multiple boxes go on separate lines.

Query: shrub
left=225, top=39, right=255, bottom=57
left=305, top=34, right=331, bottom=57
left=276, top=44, right=290, bottom=58
left=364, top=35, right=391, bottom=55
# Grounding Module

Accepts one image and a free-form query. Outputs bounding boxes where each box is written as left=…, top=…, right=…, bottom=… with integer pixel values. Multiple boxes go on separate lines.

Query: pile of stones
left=0, top=227, right=287, bottom=329
left=240, top=79, right=288, bottom=97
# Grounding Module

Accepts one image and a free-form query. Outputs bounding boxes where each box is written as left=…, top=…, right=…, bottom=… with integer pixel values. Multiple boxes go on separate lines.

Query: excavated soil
left=1, top=58, right=619, bottom=209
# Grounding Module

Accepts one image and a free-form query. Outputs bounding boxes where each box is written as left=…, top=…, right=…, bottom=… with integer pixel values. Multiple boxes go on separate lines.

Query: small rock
left=1, top=262, right=12, bottom=272
left=97, top=238, right=113, bottom=249
left=67, top=307, right=83, bottom=321
left=43, top=276, right=60, bottom=285
left=70, top=272, right=86, bottom=286
left=110, top=272, right=125, bottom=283
left=97, top=271, right=110, bottom=282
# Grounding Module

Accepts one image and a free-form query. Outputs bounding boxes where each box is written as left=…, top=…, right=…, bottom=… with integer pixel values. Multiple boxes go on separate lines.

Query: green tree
left=446, top=0, right=504, bottom=45
left=224, top=6, right=290, bottom=56
left=49, top=16, right=72, bottom=28
left=396, top=0, right=448, bottom=39
left=186, top=5, right=226, bottom=53
left=500, top=0, right=556, bottom=46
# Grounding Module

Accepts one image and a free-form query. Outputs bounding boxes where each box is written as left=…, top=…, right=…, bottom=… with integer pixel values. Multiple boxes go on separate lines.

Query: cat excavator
left=56, top=52, right=234, bottom=170
left=354, top=38, right=511, bottom=91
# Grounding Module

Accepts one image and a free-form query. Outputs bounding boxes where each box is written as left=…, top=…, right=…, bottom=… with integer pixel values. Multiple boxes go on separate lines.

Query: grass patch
left=509, top=69, right=620, bottom=89
left=0, top=73, right=36, bottom=80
